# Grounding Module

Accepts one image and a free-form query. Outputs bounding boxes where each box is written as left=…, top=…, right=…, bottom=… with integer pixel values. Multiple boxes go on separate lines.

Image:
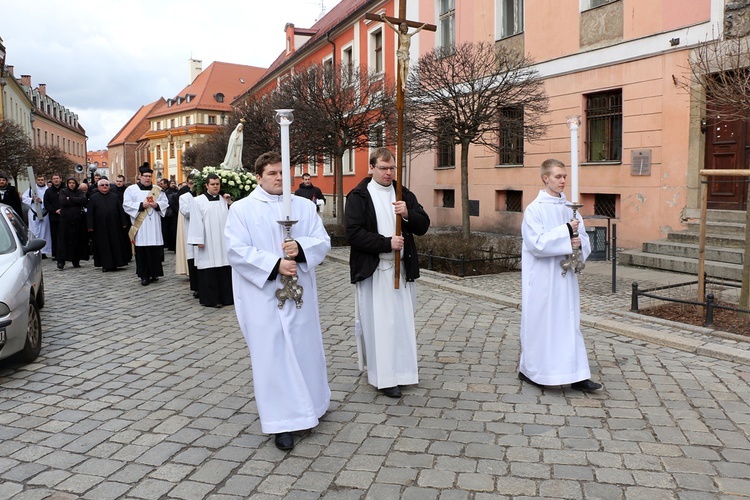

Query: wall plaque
left=631, top=149, right=652, bottom=176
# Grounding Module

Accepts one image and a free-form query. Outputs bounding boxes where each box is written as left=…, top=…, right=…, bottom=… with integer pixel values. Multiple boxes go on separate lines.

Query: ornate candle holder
left=275, top=218, right=304, bottom=309
left=560, top=202, right=586, bottom=276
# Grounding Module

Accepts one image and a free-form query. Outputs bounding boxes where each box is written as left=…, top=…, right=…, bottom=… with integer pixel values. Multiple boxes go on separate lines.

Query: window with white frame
left=438, top=0, right=455, bottom=52
left=581, top=0, right=618, bottom=10
left=370, top=124, right=385, bottom=149
left=497, top=0, right=524, bottom=39
left=370, top=28, right=384, bottom=74
left=342, top=45, right=354, bottom=85
left=295, top=163, right=303, bottom=176
left=324, top=155, right=334, bottom=175
left=309, top=152, right=318, bottom=176
left=343, top=149, right=354, bottom=174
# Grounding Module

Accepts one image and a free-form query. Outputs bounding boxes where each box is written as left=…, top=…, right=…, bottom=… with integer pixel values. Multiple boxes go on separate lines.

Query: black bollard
left=631, top=282, right=639, bottom=311
left=705, top=293, right=715, bottom=327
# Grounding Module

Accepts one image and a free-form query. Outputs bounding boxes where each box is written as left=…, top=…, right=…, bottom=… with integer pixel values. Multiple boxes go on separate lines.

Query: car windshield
left=0, top=210, right=16, bottom=255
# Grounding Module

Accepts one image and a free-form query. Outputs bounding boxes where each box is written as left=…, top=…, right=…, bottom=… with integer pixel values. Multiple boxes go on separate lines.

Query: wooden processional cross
left=364, top=3, right=436, bottom=288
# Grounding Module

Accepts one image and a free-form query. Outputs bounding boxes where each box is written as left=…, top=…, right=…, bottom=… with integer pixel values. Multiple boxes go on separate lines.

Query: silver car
left=0, top=204, right=45, bottom=362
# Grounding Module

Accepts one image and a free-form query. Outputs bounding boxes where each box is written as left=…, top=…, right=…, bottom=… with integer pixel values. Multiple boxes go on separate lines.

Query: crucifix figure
left=364, top=5, right=436, bottom=288
left=380, top=14, right=427, bottom=91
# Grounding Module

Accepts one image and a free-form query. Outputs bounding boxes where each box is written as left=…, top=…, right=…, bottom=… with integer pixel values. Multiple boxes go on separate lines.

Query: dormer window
left=167, top=99, right=173, bottom=107
left=214, top=93, right=224, bottom=103
left=186, top=94, right=195, bottom=102
left=177, top=97, right=183, bottom=105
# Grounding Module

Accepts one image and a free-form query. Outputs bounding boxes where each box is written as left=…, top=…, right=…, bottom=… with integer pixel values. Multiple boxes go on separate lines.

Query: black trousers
left=187, top=258, right=199, bottom=291
left=134, top=245, right=164, bottom=279
left=197, top=266, right=233, bottom=306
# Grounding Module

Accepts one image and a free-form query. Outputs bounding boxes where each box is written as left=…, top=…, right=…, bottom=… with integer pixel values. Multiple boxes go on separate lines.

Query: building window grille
left=594, top=193, right=617, bottom=218
left=586, top=90, right=622, bottom=162
left=498, top=106, right=524, bottom=165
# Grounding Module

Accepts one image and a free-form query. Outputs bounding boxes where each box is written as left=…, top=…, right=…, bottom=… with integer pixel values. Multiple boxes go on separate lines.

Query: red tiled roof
left=149, top=61, right=266, bottom=118
left=107, top=98, right=165, bottom=147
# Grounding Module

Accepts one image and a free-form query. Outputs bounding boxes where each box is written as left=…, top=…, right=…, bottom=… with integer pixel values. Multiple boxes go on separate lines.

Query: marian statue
left=220, top=121, right=244, bottom=170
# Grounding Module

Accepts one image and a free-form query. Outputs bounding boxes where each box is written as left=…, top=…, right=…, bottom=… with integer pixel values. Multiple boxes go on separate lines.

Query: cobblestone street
left=0, top=253, right=748, bottom=499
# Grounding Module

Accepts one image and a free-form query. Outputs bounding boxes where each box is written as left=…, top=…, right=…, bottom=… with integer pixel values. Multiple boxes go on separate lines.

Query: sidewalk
left=327, top=247, right=750, bottom=365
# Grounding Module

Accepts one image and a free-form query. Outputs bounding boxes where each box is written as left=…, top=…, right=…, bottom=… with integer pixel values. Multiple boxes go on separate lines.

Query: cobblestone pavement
left=0, top=252, right=748, bottom=499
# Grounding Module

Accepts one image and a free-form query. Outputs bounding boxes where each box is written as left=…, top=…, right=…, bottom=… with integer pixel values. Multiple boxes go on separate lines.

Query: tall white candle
left=275, top=109, right=294, bottom=218
left=567, top=116, right=581, bottom=203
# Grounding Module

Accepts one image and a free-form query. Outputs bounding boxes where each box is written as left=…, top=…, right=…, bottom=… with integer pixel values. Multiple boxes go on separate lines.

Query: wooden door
left=704, top=115, right=749, bottom=210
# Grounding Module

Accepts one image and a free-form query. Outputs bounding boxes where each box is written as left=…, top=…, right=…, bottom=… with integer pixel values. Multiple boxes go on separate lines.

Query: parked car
left=0, top=204, right=45, bottom=362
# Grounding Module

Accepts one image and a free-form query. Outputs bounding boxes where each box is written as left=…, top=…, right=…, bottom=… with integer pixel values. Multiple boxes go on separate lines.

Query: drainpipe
left=326, top=32, right=337, bottom=219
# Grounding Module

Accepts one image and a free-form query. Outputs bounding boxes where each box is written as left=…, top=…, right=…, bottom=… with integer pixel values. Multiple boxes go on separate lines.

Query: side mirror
left=23, top=238, right=46, bottom=255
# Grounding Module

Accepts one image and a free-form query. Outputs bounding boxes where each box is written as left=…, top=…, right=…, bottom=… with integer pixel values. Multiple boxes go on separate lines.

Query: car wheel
left=20, top=297, right=42, bottom=362
left=36, top=274, right=45, bottom=309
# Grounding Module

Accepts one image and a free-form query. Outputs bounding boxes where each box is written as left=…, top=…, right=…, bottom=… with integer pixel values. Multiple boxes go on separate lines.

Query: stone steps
left=619, top=209, right=746, bottom=281
left=619, top=251, right=742, bottom=281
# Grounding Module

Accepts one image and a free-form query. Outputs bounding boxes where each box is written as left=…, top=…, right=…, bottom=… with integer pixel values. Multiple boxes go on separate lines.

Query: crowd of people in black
left=0, top=171, right=187, bottom=276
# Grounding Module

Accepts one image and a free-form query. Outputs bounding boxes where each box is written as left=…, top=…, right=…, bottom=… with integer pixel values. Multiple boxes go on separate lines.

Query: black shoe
left=150, top=277, right=159, bottom=282
left=141, top=278, right=150, bottom=286
left=56, top=262, right=64, bottom=270
left=192, top=291, right=199, bottom=298
left=570, top=379, right=602, bottom=392
left=381, top=386, right=402, bottom=398
left=72, top=262, right=80, bottom=268
left=274, top=432, right=294, bottom=450
left=42, top=254, right=47, bottom=260
left=518, top=372, right=545, bottom=388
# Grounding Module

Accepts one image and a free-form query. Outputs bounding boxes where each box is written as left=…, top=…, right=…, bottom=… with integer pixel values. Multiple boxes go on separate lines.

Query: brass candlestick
left=275, top=218, right=304, bottom=309
left=560, top=202, right=585, bottom=276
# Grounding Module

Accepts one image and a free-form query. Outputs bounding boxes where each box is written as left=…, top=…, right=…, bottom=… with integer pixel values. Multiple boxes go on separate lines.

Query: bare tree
left=235, top=94, right=283, bottom=167
left=685, top=33, right=750, bottom=311
left=30, top=144, right=75, bottom=178
left=182, top=132, right=232, bottom=170
left=274, top=62, right=398, bottom=224
left=0, top=120, right=33, bottom=184
left=407, top=42, right=549, bottom=238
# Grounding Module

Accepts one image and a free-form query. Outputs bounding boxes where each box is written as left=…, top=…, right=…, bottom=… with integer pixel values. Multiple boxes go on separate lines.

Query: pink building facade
left=408, top=0, right=724, bottom=249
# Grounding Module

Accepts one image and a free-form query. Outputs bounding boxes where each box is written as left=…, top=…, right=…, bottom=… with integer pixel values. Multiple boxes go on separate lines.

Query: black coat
left=0, top=185, right=23, bottom=216
left=43, top=184, right=64, bottom=222
left=345, top=177, right=430, bottom=284
left=87, top=191, right=129, bottom=269
left=57, top=186, right=89, bottom=263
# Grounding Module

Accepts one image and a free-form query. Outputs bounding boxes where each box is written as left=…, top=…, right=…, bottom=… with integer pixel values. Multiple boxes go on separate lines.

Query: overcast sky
left=0, top=0, right=342, bottom=151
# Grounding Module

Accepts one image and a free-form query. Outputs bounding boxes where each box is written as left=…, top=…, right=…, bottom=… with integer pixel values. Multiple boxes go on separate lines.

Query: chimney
left=189, top=58, right=202, bottom=83
left=285, top=23, right=295, bottom=55
left=38, top=83, right=46, bottom=95
left=6, top=65, right=13, bottom=77
left=20, top=74, right=31, bottom=86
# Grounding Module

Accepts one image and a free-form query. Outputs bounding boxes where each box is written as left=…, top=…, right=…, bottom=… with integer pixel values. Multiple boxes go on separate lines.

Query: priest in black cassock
left=187, top=173, right=233, bottom=308
left=87, top=179, right=130, bottom=272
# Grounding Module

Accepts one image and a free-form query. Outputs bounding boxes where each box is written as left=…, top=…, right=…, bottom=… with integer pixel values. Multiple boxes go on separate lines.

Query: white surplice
left=175, top=192, right=194, bottom=275
left=354, top=181, right=419, bottom=389
left=519, top=190, right=592, bottom=386
left=122, top=184, right=168, bottom=246
left=187, top=194, right=229, bottom=270
left=225, top=187, right=331, bottom=434
left=22, top=184, right=52, bottom=255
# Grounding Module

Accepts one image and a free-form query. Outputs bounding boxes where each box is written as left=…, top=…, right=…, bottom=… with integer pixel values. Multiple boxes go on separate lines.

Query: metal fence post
left=459, top=254, right=465, bottom=277
left=612, top=223, right=617, bottom=293
left=631, top=282, right=639, bottom=311
left=428, top=250, right=433, bottom=270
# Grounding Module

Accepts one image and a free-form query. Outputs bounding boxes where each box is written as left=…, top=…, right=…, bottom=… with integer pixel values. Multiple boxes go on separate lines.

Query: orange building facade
left=144, top=61, right=266, bottom=184
left=234, top=0, right=414, bottom=214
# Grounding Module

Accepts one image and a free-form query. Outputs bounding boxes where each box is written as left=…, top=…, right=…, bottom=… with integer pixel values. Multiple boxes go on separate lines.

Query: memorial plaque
left=631, top=149, right=652, bottom=176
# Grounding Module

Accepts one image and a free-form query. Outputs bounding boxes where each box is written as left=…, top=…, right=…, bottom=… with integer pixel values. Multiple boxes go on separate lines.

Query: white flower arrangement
left=193, top=167, right=258, bottom=201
